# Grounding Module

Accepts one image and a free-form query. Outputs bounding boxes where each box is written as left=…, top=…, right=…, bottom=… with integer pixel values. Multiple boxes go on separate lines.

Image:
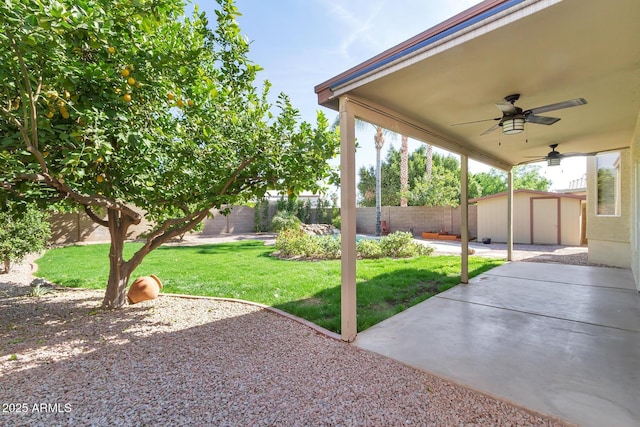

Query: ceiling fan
left=452, top=94, right=587, bottom=136
left=521, top=144, right=627, bottom=166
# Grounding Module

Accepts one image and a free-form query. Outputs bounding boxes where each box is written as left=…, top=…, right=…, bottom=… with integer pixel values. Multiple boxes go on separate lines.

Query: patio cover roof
left=315, top=0, right=640, bottom=169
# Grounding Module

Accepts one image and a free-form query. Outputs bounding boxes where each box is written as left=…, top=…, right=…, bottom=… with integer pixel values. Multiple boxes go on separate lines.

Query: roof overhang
left=315, top=0, right=640, bottom=169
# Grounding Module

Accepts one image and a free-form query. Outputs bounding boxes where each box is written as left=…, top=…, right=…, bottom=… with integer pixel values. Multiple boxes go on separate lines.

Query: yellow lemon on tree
left=176, top=99, right=184, bottom=108
left=96, top=175, right=105, bottom=183
left=121, top=68, right=130, bottom=77
left=127, top=77, right=135, bottom=86
left=46, top=111, right=54, bottom=119
left=108, top=46, right=115, bottom=54
left=167, top=93, right=175, bottom=101
left=187, top=99, right=194, bottom=107
left=123, top=93, right=132, bottom=102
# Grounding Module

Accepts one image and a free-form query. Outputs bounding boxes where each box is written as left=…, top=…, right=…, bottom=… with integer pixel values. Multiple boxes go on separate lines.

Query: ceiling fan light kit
left=502, top=117, right=525, bottom=135
left=547, top=156, right=562, bottom=167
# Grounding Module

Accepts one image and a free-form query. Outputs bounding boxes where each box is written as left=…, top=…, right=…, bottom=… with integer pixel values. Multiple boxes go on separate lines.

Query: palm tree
left=333, top=115, right=393, bottom=236
left=373, top=126, right=386, bottom=234
left=400, top=135, right=409, bottom=207
left=426, top=143, right=433, bottom=180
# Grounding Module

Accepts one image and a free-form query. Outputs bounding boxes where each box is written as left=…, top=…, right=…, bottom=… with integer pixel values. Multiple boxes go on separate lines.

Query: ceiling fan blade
left=517, top=157, right=547, bottom=165
left=525, top=98, right=587, bottom=115
left=451, top=117, right=500, bottom=126
left=480, top=122, right=500, bottom=136
left=569, top=146, right=629, bottom=157
left=526, top=115, right=560, bottom=125
left=558, top=152, right=585, bottom=158
left=496, top=102, right=517, bottom=114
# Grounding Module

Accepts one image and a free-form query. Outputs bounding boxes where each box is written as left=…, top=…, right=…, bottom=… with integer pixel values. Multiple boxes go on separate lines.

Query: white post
left=339, top=97, right=357, bottom=342
left=461, top=154, right=469, bottom=283
left=507, top=168, right=514, bottom=261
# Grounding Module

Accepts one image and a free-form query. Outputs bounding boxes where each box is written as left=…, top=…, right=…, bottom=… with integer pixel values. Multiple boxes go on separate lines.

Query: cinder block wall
left=203, top=206, right=257, bottom=234
left=50, top=211, right=151, bottom=245
left=355, top=206, right=477, bottom=237
left=49, top=204, right=477, bottom=243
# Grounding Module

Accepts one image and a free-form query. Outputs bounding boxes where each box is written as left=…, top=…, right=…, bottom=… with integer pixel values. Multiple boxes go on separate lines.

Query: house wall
left=587, top=148, right=632, bottom=268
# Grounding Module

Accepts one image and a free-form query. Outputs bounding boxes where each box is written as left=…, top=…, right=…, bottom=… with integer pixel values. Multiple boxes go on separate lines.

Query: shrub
left=0, top=202, right=51, bottom=273
left=275, top=229, right=433, bottom=260
left=275, top=229, right=308, bottom=257
left=356, top=239, right=382, bottom=258
left=380, top=231, right=433, bottom=258
left=317, top=235, right=341, bottom=259
left=271, top=211, right=301, bottom=232
left=331, top=214, right=341, bottom=230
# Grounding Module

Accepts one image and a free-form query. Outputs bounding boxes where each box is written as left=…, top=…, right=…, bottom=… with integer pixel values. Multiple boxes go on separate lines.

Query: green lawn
left=35, top=240, right=503, bottom=333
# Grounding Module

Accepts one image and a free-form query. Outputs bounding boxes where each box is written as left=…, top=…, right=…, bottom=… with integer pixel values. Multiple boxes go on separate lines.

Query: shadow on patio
left=355, top=261, right=640, bottom=427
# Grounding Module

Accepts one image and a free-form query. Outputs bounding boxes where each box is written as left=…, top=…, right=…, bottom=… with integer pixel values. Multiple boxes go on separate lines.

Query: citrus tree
left=0, top=0, right=339, bottom=308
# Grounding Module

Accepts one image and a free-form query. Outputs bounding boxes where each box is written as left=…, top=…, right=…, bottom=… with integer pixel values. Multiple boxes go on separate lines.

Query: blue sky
left=194, top=0, right=586, bottom=190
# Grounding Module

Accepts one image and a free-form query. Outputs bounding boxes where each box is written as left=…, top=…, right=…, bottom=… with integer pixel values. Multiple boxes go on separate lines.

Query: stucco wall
left=587, top=148, right=632, bottom=268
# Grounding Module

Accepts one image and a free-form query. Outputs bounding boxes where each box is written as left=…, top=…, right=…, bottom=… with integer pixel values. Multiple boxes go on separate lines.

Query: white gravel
left=1, top=251, right=572, bottom=426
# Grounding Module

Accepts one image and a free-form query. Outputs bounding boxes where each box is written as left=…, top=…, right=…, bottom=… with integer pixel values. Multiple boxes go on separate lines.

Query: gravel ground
left=0, top=239, right=575, bottom=426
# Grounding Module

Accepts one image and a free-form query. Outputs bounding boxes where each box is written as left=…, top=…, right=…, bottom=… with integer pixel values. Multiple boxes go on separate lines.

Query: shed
left=470, top=190, right=585, bottom=246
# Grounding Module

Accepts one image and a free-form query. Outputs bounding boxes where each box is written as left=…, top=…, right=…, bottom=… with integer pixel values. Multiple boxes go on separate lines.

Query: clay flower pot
left=127, top=274, right=163, bottom=304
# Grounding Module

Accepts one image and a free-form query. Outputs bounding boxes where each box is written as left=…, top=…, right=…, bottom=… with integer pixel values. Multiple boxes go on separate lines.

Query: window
left=596, top=152, right=621, bottom=216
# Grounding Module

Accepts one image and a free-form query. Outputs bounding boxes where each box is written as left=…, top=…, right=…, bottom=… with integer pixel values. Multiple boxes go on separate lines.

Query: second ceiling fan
left=452, top=94, right=587, bottom=136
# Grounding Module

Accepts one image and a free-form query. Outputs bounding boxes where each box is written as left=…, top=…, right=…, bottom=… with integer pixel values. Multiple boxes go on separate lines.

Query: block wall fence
left=49, top=205, right=478, bottom=244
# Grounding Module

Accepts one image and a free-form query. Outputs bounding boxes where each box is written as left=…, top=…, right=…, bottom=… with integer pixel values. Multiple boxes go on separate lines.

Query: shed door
left=532, top=198, right=559, bottom=244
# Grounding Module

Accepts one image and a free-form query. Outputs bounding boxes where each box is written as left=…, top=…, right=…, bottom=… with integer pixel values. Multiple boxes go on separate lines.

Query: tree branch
left=84, top=205, right=109, bottom=227
left=11, top=172, right=142, bottom=224
left=219, top=156, right=255, bottom=195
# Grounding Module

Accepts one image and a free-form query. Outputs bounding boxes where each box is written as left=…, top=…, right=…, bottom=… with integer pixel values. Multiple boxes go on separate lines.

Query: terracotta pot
left=127, top=274, right=163, bottom=304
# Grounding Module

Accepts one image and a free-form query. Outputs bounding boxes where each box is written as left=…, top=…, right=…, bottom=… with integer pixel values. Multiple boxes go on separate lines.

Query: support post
left=460, top=154, right=469, bottom=283
left=507, top=168, right=514, bottom=261
left=339, top=97, right=357, bottom=342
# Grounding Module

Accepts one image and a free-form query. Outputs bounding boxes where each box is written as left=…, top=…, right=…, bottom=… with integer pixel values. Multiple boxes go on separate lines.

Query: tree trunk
left=2, top=259, right=10, bottom=274
left=102, top=209, right=136, bottom=309
left=426, top=144, right=433, bottom=181
left=374, top=127, right=385, bottom=236
left=400, top=135, right=409, bottom=207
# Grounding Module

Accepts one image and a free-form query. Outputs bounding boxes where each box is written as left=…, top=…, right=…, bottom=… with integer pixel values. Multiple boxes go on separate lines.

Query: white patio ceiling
left=316, top=0, right=640, bottom=170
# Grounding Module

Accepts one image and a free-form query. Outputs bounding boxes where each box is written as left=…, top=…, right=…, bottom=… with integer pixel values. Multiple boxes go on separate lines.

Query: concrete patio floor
left=355, top=262, right=640, bottom=427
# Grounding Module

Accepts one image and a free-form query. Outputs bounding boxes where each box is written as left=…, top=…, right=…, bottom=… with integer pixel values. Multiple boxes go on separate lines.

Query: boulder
left=300, top=223, right=339, bottom=236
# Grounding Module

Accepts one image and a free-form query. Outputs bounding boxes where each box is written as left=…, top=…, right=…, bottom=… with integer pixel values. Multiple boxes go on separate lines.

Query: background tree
left=0, top=0, right=339, bottom=308
left=471, top=164, right=551, bottom=197
left=358, top=146, right=551, bottom=206
left=0, top=201, right=51, bottom=273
